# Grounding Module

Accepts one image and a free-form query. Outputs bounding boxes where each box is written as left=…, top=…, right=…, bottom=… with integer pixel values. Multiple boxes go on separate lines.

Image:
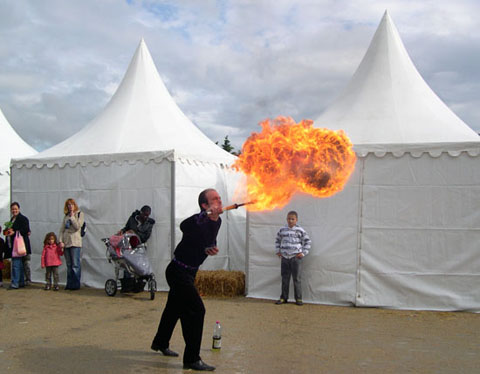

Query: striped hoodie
left=275, top=224, right=311, bottom=259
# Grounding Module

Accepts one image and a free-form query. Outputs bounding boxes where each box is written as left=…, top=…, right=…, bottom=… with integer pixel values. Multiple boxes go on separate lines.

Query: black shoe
left=295, top=299, right=303, bottom=306
left=151, top=344, right=179, bottom=357
left=183, top=360, right=215, bottom=371
left=275, top=298, right=287, bottom=305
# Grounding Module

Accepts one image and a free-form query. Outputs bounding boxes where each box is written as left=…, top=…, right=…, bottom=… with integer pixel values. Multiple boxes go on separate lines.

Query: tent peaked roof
left=0, top=107, right=37, bottom=170
left=315, top=11, right=479, bottom=153
left=35, top=39, right=233, bottom=162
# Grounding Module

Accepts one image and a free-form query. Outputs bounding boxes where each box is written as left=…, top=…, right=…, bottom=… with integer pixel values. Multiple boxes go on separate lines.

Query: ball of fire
left=233, top=116, right=357, bottom=211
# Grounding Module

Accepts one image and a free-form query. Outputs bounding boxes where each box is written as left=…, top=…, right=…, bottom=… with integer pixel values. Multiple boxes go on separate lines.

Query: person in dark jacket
left=120, top=205, right=155, bottom=243
left=3, top=202, right=31, bottom=289
left=118, top=205, right=155, bottom=292
left=151, top=189, right=222, bottom=372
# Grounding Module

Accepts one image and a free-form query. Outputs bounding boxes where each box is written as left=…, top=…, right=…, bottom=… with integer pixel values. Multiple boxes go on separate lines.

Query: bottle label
left=212, top=336, right=221, bottom=349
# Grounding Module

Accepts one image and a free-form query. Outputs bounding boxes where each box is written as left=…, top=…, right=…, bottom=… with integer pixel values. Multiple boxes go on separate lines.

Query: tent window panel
left=13, top=166, right=82, bottom=193
left=175, top=162, right=222, bottom=187
left=363, top=184, right=480, bottom=229
left=362, top=228, right=480, bottom=273
left=79, top=160, right=170, bottom=190
left=364, top=153, right=480, bottom=186
left=175, top=162, right=231, bottom=219
left=307, top=225, right=357, bottom=271
left=431, top=154, right=480, bottom=184
left=358, top=267, right=480, bottom=310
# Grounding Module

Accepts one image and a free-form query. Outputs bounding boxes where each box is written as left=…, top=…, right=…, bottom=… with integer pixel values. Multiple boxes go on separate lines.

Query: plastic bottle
left=212, top=321, right=222, bottom=350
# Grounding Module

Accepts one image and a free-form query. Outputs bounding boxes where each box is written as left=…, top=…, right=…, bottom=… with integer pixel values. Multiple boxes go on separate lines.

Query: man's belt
left=172, top=257, right=198, bottom=270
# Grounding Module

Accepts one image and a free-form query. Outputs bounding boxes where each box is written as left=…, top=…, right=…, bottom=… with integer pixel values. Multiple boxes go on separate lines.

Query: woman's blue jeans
left=11, top=257, right=25, bottom=288
left=64, top=246, right=81, bottom=289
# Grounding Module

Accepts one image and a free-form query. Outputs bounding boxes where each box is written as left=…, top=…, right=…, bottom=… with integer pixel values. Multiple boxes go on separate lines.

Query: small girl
left=41, top=232, right=63, bottom=291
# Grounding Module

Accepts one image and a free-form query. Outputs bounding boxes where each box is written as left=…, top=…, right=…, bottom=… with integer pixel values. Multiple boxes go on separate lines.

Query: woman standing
left=59, top=198, right=84, bottom=290
left=3, top=202, right=31, bottom=289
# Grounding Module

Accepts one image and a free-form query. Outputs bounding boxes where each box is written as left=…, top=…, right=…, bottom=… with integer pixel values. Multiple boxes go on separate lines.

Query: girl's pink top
left=41, top=244, right=63, bottom=267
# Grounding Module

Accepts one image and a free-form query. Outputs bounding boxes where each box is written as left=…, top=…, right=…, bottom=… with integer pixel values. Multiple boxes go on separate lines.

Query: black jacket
left=174, top=211, right=222, bottom=269
left=3, top=212, right=31, bottom=258
left=122, top=210, right=155, bottom=243
left=0, top=237, right=5, bottom=262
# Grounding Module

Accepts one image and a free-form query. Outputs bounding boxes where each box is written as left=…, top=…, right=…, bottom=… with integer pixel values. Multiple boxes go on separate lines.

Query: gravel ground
left=1, top=283, right=479, bottom=374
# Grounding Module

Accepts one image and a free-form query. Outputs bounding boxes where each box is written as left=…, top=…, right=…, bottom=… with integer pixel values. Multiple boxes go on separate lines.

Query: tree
left=216, top=135, right=239, bottom=155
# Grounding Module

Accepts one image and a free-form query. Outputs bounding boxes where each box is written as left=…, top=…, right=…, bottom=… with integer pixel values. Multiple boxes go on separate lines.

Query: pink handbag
left=13, top=231, right=27, bottom=257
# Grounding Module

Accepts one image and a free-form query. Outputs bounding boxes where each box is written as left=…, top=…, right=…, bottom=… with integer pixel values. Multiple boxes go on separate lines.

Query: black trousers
left=280, top=256, right=303, bottom=301
left=152, top=261, right=205, bottom=363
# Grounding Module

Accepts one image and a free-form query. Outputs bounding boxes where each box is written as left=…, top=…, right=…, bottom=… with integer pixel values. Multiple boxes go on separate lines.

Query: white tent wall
left=247, top=166, right=362, bottom=306
left=0, top=171, right=10, bottom=226
left=10, top=152, right=173, bottom=290
left=356, top=152, right=480, bottom=311
left=246, top=152, right=480, bottom=311
left=11, top=151, right=246, bottom=291
left=1, top=107, right=37, bottom=225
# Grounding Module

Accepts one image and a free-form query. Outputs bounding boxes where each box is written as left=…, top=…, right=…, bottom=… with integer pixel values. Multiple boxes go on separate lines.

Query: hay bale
left=2, top=259, right=11, bottom=280
left=195, top=270, right=245, bottom=297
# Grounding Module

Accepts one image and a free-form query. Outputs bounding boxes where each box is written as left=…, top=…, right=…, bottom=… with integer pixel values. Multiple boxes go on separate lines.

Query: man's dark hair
left=140, top=205, right=151, bottom=214
left=11, top=202, right=20, bottom=209
left=287, top=210, right=298, bottom=219
left=198, top=189, right=215, bottom=210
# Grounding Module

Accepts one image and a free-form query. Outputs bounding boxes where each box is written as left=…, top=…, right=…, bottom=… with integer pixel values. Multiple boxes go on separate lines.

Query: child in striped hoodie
left=275, top=211, right=311, bottom=306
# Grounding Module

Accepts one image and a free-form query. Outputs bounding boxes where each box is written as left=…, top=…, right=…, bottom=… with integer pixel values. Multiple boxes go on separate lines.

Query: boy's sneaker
left=295, top=299, right=303, bottom=306
left=44, top=284, right=51, bottom=290
left=275, top=298, right=287, bottom=305
left=53, top=285, right=59, bottom=291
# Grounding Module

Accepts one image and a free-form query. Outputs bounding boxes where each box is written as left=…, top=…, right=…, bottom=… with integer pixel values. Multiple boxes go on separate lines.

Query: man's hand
left=207, top=205, right=223, bottom=220
left=205, top=246, right=219, bottom=256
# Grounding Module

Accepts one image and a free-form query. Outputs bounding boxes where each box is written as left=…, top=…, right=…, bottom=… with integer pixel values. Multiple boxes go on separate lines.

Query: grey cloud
left=0, top=0, right=479, bottom=153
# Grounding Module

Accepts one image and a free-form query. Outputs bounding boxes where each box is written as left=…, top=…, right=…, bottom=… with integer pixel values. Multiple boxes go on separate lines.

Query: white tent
left=0, top=107, right=37, bottom=226
left=11, top=39, right=245, bottom=290
left=246, top=11, right=480, bottom=311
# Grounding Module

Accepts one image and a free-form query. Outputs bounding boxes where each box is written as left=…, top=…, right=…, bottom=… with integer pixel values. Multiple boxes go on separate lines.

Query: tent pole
left=170, top=159, right=176, bottom=258
left=355, top=157, right=366, bottom=305
left=245, top=209, right=250, bottom=296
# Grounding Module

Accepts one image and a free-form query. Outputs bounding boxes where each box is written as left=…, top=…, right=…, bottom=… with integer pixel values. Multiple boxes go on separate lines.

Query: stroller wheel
left=148, top=279, right=157, bottom=300
left=105, top=279, right=117, bottom=297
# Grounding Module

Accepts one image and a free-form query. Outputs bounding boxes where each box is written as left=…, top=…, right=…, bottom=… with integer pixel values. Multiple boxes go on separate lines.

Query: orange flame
left=233, top=116, right=357, bottom=211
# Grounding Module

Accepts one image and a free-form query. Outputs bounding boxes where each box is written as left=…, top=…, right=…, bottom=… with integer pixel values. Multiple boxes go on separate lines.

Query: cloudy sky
left=0, top=0, right=479, bottom=152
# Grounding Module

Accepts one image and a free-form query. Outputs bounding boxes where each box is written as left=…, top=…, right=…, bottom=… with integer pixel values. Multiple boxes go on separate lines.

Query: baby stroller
left=102, top=232, right=157, bottom=300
